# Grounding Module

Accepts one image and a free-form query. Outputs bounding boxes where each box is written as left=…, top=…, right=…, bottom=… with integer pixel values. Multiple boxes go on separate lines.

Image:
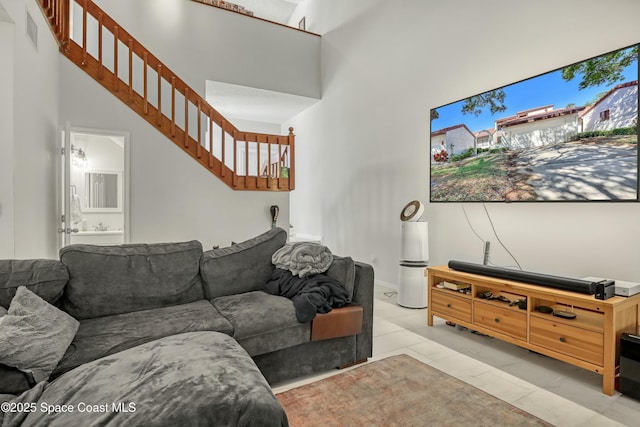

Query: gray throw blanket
left=1, top=332, right=288, bottom=427
left=272, top=242, right=333, bottom=278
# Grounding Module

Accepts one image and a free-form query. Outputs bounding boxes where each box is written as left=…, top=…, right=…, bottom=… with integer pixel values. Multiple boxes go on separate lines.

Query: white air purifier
left=397, top=201, right=429, bottom=308
left=400, top=222, right=429, bottom=262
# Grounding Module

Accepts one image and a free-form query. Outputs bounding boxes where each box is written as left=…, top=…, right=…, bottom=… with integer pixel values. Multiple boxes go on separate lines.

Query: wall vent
left=26, top=10, right=37, bottom=49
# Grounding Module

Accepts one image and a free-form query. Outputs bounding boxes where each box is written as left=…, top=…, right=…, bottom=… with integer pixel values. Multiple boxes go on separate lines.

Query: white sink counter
left=69, top=230, right=125, bottom=244
left=74, top=230, right=124, bottom=236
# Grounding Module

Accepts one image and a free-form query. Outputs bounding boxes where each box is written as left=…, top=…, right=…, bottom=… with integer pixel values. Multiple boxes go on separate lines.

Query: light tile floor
left=273, top=284, right=640, bottom=427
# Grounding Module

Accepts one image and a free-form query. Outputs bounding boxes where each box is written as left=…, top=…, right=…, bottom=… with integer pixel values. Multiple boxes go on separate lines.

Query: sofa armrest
left=351, top=261, right=374, bottom=361
left=310, top=304, right=363, bottom=341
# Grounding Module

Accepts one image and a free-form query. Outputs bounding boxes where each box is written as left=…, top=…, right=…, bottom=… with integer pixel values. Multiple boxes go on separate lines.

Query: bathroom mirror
left=84, top=169, right=122, bottom=212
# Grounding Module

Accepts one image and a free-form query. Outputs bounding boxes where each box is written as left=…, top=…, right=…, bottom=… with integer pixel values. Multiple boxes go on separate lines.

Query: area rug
left=276, top=354, right=552, bottom=427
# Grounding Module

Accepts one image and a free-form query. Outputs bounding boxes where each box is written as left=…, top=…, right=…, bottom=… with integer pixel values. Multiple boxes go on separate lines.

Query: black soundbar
left=447, top=260, right=596, bottom=295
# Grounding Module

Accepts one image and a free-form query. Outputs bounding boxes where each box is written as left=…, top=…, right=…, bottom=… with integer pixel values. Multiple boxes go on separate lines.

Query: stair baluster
left=37, top=0, right=294, bottom=191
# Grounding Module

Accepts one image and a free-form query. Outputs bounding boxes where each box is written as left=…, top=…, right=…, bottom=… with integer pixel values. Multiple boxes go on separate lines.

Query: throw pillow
left=0, top=286, right=79, bottom=383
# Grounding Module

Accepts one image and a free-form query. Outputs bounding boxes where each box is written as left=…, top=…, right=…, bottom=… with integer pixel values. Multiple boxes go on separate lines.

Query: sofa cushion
left=325, top=256, right=356, bottom=302
left=4, top=332, right=288, bottom=427
left=213, top=291, right=310, bottom=357
left=201, top=228, right=287, bottom=299
left=60, top=241, right=204, bottom=319
left=52, top=300, right=232, bottom=378
left=0, top=259, right=68, bottom=309
left=0, top=286, right=79, bottom=384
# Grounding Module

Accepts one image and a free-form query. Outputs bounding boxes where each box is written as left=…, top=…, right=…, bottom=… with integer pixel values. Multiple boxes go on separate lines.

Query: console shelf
left=427, top=265, right=640, bottom=395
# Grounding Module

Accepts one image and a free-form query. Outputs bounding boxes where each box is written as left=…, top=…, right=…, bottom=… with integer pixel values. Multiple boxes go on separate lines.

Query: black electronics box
left=595, top=279, right=615, bottom=300
left=620, top=333, right=640, bottom=400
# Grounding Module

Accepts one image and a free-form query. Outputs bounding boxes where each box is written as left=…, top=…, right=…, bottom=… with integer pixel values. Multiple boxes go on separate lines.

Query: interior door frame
left=58, top=123, right=131, bottom=249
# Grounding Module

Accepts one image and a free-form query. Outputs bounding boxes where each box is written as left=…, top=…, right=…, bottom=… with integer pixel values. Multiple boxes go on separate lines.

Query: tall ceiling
left=205, top=0, right=314, bottom=126
left=227, top=0, right=303, bottom=25
left=206, top=80, right=319, bottom=125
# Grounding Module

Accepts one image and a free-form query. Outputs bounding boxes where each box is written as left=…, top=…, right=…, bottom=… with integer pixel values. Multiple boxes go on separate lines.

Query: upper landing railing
left=191, top=0, right=321, bottom=36
left=37, top=0, right=295, bottom=191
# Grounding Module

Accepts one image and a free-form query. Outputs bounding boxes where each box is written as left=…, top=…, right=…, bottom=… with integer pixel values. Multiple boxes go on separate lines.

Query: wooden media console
left=427, top=265, right=640, bottom=395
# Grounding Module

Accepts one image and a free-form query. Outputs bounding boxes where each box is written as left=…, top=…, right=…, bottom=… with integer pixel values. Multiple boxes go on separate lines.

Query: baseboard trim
left=375, top=279, right=397, bottom=290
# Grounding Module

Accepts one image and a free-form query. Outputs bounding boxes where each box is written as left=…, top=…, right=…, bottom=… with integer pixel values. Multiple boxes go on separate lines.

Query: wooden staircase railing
left=37, top=0, right=295, bottom=191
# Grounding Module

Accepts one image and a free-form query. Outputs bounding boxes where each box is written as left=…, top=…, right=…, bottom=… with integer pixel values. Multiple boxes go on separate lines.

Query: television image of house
left=494, top=104, right=586, bottom=149
left=579, top=80, right=638, bottom=132
left=474, top=128, right=496, bottom=149
left=430, top=124, right=475, bottom=157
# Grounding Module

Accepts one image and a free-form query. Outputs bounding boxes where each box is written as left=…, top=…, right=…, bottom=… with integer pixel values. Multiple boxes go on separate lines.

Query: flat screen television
left=429, top=43, right=639, bottom=202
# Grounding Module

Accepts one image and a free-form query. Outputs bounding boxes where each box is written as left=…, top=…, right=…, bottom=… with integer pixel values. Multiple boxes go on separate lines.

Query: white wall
left=290, top=0, right=640, bottom=285
left=59, top=59, right=289, bottom=249
left=1, top=0, right=60, bottom=259
left=93, top=0, right=321, bottom=99
left=230, top=118, right=282, bottom=135
left=0, top=16, right=14, bottom=258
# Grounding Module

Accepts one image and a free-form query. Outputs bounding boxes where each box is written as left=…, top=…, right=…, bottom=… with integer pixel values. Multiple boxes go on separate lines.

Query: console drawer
left=431, top=290, right=471, bottom=323
left=530, top=316, right=603, bottom=366
left=474, top=301, right=526, bottom=340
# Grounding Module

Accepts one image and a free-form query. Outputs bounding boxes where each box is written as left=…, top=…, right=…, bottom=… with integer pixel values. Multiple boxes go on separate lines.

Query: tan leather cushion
left=311, top=304, right=363, bottom=341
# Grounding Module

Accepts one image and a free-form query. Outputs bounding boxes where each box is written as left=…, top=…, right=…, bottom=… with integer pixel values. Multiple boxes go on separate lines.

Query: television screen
left=430, top=43, right=639, bottom=202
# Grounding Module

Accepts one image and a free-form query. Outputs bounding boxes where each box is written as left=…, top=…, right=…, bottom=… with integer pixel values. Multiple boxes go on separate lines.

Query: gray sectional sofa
left=0, top=227, right=374, bottom=426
